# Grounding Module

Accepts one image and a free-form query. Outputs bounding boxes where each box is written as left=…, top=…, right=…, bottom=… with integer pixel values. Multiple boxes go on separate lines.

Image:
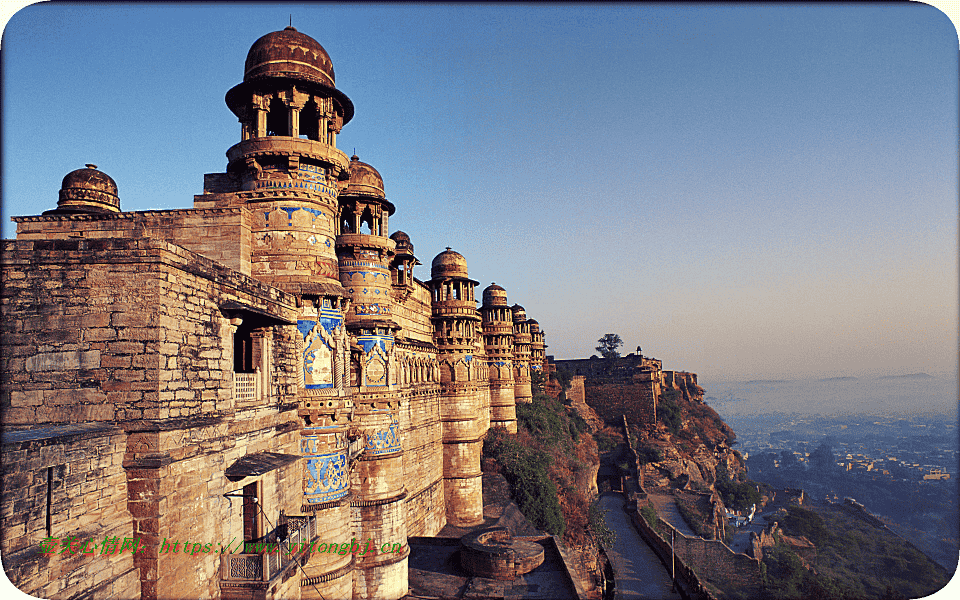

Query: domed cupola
left=389, top=231, right=414, bottom=254
left=46, top=164, right=121, bottom=214
left=244, top=26, right=336, bottom=87
left=338, top=155, right=395, bottom=237
left=389, top=231, right=418, bottom=288
left=431, top=248, right=471, bottom=280
left=226, top=26, right=353, bottom=126
left=481, top=283, right=509, bottom=307
left=344, top=155, right=386, bottom=200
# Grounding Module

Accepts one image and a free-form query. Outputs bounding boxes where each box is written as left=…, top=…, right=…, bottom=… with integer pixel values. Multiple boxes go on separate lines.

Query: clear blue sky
left=2, top=3, right=958, bottom=382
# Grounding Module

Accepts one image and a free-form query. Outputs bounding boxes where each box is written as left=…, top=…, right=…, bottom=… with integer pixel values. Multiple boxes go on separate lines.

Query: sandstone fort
left=0, top=26, right=558, bottom=600
left=0, top=26, right=687, bottom=600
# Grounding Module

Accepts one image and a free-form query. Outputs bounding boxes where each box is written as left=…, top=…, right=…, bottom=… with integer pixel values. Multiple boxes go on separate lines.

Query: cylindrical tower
left=223, top=27, right=357, bottom=600
left=429, top=249, right=484, bottom=527
left=529, top=320, right=546, bottom=373
left=336, top=156, right=408, bottom=600
left=224, top=26, right=354, bottom=295
left=511, top=305, right=533, bottom=404
left=480, top=284, right=517, bottom=433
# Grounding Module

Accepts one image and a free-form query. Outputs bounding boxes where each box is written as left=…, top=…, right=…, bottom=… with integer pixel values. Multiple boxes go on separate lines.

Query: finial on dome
left=85, top=163, right=97, bottom=170
left=351, top=154, right=359, bottom=161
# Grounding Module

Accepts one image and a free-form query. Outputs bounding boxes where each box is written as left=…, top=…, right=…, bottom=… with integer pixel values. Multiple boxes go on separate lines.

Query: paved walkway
left=599, top=492, right=679, bottom=600
left=645, top=490, right=698, bottom=538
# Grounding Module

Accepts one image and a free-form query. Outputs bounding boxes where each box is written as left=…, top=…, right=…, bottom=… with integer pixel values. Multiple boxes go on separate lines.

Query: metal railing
left=220, top=514, right=317, bottom=584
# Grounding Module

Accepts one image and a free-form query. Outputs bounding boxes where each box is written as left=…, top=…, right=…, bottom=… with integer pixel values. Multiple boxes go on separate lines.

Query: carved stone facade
left=0, top=27, right=549, bottom=600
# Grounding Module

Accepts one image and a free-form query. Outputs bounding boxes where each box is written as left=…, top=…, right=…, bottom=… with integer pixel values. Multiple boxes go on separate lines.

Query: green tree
left=530, top=368, right=546, bottom=394
left=595, top=333, right=623, bottom=360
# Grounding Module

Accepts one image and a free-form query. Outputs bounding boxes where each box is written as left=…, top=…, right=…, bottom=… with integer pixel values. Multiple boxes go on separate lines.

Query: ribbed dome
left=244, top=26, right=335, bottom=87
left=511, top=304, right=527, bottom=321
left=482, top=283, right=509, bottom=307
left=343, top=155, right=386, bottom=199
left=390, top=230, right=414, bottom=253
left=431, top=247, right=469, bottom=279
left=52, top=164, right=121, bottom=214
left=528, top=320, right=541, bottom=332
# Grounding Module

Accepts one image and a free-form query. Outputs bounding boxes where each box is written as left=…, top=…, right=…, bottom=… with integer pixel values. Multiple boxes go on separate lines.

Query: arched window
left=266, top=97, right=289, bottom=136
left=300, top=99, right=320, bottom=140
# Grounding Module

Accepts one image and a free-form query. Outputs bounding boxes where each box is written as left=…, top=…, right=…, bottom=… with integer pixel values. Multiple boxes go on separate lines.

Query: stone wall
left=1, top=236, right=307, bottom=599
left=1, top=237, right=298, bottom=425
left=630, top=497, right=762, bottom=599
left=552, top=354, right=661, bottom=380
left=392, top=280, right=434, bottom=345
left=583, top=382, right=658, bottom=426
left=662, top=371, right=704, bottom=402
left=1, top=424, right=140, bottom=600
left=13, top=209, right=253, bottom=276
left=401, top=385, right=445, bottom=537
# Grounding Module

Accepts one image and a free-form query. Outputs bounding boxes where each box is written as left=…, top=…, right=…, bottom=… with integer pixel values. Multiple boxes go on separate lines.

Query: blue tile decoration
left=365, top=417, right=401, bottom=456
left=299, top=317, right=341, bottom=389
left=303, top=451, right=349, bottom=503
left=301, top=427, right=349, bottom=503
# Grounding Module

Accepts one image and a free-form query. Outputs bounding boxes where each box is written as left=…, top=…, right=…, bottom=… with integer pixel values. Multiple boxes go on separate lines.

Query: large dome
left=244, top=26, right=335, bottom=87
left=343, top=155, right=386, bottom=200
left=50, top=164, right=120, bottom=214
left=227, top=27, right=354, bottom=125
left=431, top=247, right=470, bottom=279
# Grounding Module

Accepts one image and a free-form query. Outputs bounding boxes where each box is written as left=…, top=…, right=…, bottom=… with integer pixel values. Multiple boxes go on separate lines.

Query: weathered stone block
left=25, top=350, right=101, bottom=372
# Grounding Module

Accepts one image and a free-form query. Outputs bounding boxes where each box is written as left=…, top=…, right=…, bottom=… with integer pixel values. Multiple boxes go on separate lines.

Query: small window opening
left=359, top=207, right=375, bottom=235
left=300, top=99, right=320, bottom=140
left=266, top=98, right=289, bottom=137
left=234, top=326, right=255, bottom=373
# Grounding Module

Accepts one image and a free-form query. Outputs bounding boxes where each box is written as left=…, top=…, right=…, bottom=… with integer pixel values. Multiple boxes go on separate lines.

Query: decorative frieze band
left=350, top=489, right=408, bottom=508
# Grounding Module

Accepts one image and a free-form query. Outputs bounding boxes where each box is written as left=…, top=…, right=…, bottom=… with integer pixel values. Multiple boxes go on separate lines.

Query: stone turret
left=335, top=155, right=407, bottom=600
left=511, top=304, right=533, bottom=403
left=220, top=26, right=358, bottom=600
left=480, top=283, right=517, bottom=432
left=429, top=248, right=484, bottom=526
left=529, top=320, right=545, bottom=374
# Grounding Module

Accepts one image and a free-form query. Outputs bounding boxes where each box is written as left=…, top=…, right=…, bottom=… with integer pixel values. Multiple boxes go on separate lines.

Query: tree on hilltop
left=596, top=334, right=623, bottom=360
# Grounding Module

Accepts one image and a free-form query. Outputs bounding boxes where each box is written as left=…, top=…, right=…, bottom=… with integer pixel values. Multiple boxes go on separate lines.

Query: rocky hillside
left=589, top=376, right=746, bottom=493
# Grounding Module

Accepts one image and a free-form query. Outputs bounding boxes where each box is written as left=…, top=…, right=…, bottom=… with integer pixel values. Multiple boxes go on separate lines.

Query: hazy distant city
left=704, top=375, right=959, bottom=570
